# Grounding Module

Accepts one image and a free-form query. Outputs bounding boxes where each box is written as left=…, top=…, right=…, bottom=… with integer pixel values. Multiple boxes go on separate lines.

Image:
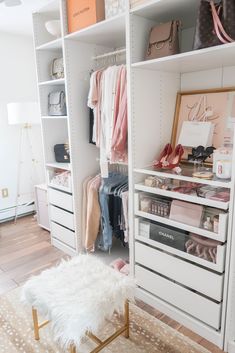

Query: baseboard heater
left=0, top=201, right=35, bottom=223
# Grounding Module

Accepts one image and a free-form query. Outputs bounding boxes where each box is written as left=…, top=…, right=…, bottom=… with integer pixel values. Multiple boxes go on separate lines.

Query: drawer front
left=51, top=222, right=76, bottom=248
left=135, top=265, right=222, bottom=329
left=48, top=188, right=73, bottom=212
left=50, top=205, right=74, bottom=231
left=135, top=242, right=223, bottom=301
left=37, top=201, right=50, bottom=230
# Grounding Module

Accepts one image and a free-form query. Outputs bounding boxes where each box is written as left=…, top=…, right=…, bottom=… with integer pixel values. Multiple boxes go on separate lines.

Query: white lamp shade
left=7, top=102, right=40, bottom=125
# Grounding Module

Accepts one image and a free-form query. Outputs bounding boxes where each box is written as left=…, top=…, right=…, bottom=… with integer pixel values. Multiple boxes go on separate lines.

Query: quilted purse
left=145, top=20, right=181, bottom=60
left=193, top=0, right=235, bottom=50
left=48, top=91, right=67, bottom=116
left=54, top=143, right=70, bottom=163
left=51, top=58, right=64, bottom=80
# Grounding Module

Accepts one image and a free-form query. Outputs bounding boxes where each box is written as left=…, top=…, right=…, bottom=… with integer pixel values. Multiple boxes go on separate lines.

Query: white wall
left=0, top=32, right=44, bottom=221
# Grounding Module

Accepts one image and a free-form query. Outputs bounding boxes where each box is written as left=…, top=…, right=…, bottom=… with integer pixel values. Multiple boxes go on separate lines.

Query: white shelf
left=42, top=115, right=68, bottom=119
left=36, top=38, right=62, bottom=51
left=135, top=234, right=226, bottom=273
left=38, top=78, right=65, bottom=86
left=135, top=210, right=227, bottom=242
left=130, top=0, right=199, bottom=28
left=132, top=42, right=235, bottom=73
left=135, top=183, right=230, bottom=210
left=46, top=162, right=70, bottom=171
left=65, top=14, right=126, bottom=47
left=134, top=168, right=232, bottom=189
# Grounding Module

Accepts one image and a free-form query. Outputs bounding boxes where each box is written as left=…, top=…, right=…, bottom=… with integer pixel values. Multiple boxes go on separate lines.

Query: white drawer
left=36, top=187, right=47, bottom=203
left=135, top=242, right=224, bottom=301
left=50, top=205, right=74, bottom=231
left=134, top=218, right=226, bottom=273
left=135, top=265, right=222, bottom=329
left=51, top=222, right=76, bottom=248
left=48, top=188, right=73, bottom=212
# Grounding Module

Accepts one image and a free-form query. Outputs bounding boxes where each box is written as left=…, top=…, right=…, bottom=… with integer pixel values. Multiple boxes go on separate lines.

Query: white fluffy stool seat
left=22, top=255, right=135, bottom=350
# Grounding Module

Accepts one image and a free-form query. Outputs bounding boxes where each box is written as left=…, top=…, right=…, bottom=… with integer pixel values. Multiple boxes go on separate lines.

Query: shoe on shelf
left=153, top=143, right=173, bottom=169
left=162, top=144, right=184, bottom=170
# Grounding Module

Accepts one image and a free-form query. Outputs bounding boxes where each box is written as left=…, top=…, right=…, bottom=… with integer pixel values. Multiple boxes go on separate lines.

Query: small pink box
left=169, top=200, right=203, bottom=228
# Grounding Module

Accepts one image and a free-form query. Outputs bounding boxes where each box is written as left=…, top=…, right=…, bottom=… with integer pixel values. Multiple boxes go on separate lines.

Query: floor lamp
left=7, top=102, right=41, bottom=222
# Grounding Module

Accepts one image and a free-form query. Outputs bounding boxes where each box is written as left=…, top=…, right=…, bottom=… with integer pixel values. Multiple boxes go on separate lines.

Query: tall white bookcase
left=32, top=0, right=235, bottom=351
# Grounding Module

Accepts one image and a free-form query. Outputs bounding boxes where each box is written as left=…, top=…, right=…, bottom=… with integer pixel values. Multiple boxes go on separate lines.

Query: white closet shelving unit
left=32, top=1, right=127, bottom=257
left=128, top=0, right=235, bottom=352
left=32, top=0, right=235, bottom=351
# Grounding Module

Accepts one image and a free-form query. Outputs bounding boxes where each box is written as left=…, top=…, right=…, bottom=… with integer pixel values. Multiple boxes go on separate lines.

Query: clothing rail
left=92, top=48, right=126, bottom=61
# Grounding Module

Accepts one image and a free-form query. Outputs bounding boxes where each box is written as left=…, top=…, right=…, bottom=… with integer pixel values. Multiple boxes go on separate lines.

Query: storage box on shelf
left=134, top=216, right=226, bottom=273
left=67, top=0, right=105, bottom=33
left=134, top=187, right=228, bottom=241
left=47, top=168, right=72, bottom=193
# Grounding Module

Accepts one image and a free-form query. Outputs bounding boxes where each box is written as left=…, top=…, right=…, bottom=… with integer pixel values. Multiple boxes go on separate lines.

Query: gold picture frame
left=171, top=87, right=235, bottom=164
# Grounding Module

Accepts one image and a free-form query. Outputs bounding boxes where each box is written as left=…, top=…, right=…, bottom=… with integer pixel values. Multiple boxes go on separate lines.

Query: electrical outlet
left=2, top=188, right=8, bottom=198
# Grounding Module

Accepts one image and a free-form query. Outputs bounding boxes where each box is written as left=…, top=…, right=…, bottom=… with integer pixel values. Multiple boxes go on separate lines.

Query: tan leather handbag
left=145, top=21, right=181, bottom=61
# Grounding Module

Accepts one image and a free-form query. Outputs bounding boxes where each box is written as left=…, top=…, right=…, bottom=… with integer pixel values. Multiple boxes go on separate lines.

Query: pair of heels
left=153, top=143, right=184, bottom=170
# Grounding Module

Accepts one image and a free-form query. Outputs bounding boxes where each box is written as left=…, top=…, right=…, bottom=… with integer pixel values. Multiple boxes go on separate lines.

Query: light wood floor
left=0, top=215, right=224, bottom=353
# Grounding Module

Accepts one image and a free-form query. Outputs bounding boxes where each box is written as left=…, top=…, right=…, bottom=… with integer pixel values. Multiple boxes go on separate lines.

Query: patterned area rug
left=0, top=287, right=210, bottom=353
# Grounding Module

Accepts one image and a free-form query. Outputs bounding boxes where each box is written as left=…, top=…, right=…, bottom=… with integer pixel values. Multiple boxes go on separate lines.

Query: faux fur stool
left=22, top=255, right=135, bottom=353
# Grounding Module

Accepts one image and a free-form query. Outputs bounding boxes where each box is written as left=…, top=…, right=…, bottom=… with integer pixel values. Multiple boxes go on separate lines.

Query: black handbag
left=193, top=0, right=235, bottom=50
left=54, top=144, right=70, bottom=163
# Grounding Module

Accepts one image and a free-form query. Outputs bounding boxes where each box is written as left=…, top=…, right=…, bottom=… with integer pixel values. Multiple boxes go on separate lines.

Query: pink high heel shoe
left=162, top=144, right=184, bottom=169
left=153, top=143, right=173, bottom=169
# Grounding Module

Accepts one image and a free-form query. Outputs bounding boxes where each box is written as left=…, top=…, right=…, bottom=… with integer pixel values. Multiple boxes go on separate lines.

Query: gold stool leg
left=69, top=344, right=76, bottom=353
left=32, top=308, right=40, bottom=340
left=124, top=300, right=129, bottom=339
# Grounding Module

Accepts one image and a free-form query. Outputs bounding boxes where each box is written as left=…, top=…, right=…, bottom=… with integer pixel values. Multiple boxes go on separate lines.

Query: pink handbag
left=169, top=200, right=203, bottom=227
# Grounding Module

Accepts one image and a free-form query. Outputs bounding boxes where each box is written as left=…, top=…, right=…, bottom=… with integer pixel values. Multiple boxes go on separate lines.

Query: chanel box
left=149, top=221, right=187, bottom=251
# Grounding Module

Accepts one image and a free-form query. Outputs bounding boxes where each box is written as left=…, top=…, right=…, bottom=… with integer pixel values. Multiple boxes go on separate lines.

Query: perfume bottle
left=203, top=216, right=213, bottom=231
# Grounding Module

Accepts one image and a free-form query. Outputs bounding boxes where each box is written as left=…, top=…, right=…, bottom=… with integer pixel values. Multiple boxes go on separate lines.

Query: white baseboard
left=0, top=204, right=35, bottom=222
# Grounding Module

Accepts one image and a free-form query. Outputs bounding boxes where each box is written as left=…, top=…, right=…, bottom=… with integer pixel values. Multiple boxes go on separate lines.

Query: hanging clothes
left=82, top=172, right=129, bottom=253
left=98, top=172, right=128, bottom=252
left=87, top=65, right=128, bottom=168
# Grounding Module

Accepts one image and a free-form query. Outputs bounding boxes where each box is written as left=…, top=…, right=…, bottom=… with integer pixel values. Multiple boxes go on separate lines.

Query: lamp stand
left=14, top=124, right=38, bottom=223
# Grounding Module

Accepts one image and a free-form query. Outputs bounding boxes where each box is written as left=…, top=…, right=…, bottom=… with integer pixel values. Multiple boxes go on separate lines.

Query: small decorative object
left=188, top=145, right=215, bottom=163
left=192, top=170, right=214, bottom=179
left=213, top=146, right=233, bottom=172
left=203, top=216, right=213, bottom=231
left=67, top=0, right=105, bottom=33
left=140, top=197, right=151, bottom=213
left=51, top=58, right=64, bottom=80
left=48, top=91, right=67, bottom=116
left=145, top=21, right=181, bottom=61
left=171, top=88, right=235, bottom=164
left=193, top=0, right=235, bottom=50
left=216, top=160, right=232, bottom=179
left=213, top=215, right=219, bottom=233
left=105, top=0, right=125, bottom=19
left=54, top=143, right=70, bottom=163
left=45, top=20, right=61, bottom=38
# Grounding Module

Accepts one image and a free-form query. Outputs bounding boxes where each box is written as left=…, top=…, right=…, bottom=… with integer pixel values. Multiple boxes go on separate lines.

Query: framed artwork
left=171, top=87, right=235, bottom=163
